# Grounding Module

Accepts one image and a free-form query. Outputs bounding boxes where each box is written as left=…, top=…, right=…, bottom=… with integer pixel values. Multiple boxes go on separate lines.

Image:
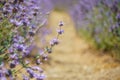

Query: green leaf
left=0, top=57, right=3, bottom=65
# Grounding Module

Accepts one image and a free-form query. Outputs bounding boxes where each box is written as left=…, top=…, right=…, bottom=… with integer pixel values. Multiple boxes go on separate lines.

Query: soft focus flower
left=50, top=38, right=59, bottom=46
left=59, top=21, right=64, bottom=27
left=57, top=29, right=64, bottom=35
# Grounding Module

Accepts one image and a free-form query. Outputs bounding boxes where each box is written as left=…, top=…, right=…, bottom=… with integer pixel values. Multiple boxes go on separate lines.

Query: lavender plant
left=68, top=0, right=120, bottom=58
left=0, top=0, right=64, bottom=80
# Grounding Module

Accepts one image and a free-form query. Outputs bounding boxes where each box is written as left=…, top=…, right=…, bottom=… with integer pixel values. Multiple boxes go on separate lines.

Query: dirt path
left=44, top=11, right=120, bottom=80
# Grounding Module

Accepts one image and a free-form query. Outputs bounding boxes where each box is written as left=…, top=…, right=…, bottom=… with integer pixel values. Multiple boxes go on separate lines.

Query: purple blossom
left=9, top=61, right=16, bottom=68
left=10, top=53, right=18, bottom=60
left=23, top=75, right=30, bottom=80
left=35, top=59, right=41, bottom=65
left=5, top=69, right=12, bottom=77
left=31, top=66, right=43, bottom=73
left=17, top=44, right=25, bottom=51
left=36, top=74, right=46, bottom=80
left=50, top=38, right=59, bottom=46
left=59, top=21, right=64, bottom=27
left=42, top=54, right=48, bottom=61
left=57, top=29, right=64, bottom=35
left=29, top=30, right=35, bottom=36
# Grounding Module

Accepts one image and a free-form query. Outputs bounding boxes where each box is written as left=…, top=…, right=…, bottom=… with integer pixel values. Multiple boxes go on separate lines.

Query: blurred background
left=36, top=0, right=120, bottom=80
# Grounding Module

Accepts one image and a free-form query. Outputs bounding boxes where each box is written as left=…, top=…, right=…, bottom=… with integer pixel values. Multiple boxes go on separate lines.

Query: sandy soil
left=42, top=11, right=120, bottom=80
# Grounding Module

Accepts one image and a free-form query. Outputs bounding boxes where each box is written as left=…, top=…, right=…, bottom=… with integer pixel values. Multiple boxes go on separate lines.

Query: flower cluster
left=0, top=0, right=63, bottom=80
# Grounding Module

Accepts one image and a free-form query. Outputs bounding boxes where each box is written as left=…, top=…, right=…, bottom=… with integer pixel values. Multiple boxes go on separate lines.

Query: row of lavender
left=50, top=0, right=120, bottom=59
left=69, top=0, right=120, bottom=58
left=0, top=0, right=64, bottom=80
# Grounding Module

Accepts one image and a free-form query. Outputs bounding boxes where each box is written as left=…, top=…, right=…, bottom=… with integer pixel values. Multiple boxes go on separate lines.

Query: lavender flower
left=23, top=75, right=30, bottom=80
left=50, top=38, right=59, bottom=46
left=9, top=61, right=16, bottom=68
left=26, top=68, right=34, bottom=78
left=0, top=0, right=64, bottom=80
left=36, top=74, right=46, bottom=80
left=59, top=21, right=64, bottom=27
left=57, top=29, right=64, bottom=35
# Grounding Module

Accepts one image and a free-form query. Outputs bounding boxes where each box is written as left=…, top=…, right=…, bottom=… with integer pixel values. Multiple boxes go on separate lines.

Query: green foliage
left=0, top=18, right=13, bottom=54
